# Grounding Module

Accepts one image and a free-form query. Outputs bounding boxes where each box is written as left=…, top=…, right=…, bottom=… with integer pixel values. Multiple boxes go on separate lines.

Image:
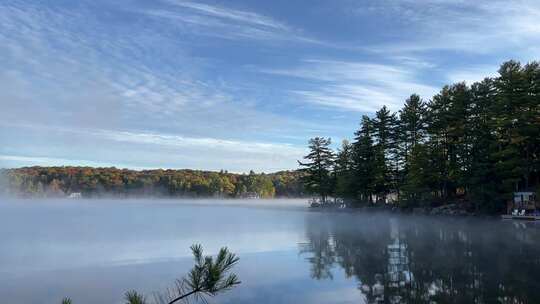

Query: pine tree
left=298, top=137, right=335, bottom=203
left=521, top=62, right=540, bottom=191
left=426, top=83, right=471, bottom=200
left=401, top=144, right=433, bottom=206
left=398, top=94, right=427, bottom=206
left=492, top=61, right=529, bottom=197
left=467, top=79, right=499, bottom=211
left=399, top=94, right=427, bottom=164
left=351, top=116, right=376, bottom=204
left=448, top=83, right=473, bottom=196
left=334, top=140, right=354, bottom=200
left=371, top=106, right=398, bottom=203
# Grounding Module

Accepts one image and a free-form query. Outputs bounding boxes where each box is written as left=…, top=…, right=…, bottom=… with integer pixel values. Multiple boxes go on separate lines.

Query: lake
left=1, top=199, right=540, bottom=304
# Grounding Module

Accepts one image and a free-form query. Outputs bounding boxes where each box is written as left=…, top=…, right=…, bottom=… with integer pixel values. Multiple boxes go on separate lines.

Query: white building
left=68, top=192, right=82, bottom=199
left=514, top=192, right=536, bottom=203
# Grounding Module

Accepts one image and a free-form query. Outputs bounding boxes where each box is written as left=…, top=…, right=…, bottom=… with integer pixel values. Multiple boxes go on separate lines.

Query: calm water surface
left=1, top=198, right=540, bottom=304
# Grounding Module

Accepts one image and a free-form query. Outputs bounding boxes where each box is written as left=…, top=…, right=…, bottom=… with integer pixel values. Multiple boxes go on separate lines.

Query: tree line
left=1, top=166, right=305, bottom=198
left=299, top=60, right=540, bottom=212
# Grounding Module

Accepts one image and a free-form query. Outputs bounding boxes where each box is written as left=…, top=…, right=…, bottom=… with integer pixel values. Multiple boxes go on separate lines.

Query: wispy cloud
left=0, top=0, right=315, bottom=132
left=0, top=0, right=316, bottom=171
left=2, top=0, right=537, bottom=171
left=446, top=65, right=499, bottom=85
left=260, top=59, right=438, bottom=112
left=3, top=122, right=305, bottom=155
left=99, top=129, right=305, bottom=156
left=0, top=154, right=147, bottom=170
left=169, top=1, right=289, bottom=30
left=0, top=123, right=306, bottom=172
left=359, top=0, right=540, bottom=56
left=140, top=0, right=318, bottom=43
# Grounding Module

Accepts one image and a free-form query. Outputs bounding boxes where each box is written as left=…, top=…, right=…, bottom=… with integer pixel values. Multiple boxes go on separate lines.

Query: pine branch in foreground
left=60, top=244, right=240, bottom=304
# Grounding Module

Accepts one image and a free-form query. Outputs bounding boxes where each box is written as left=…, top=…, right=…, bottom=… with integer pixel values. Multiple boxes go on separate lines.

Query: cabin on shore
left=242, top=192, right=260, bottom=199
left=68, top=192, right=82, bottom=199
left=507, top=191, right=537, bottom=212
left=514, top=191, right=536, bottom=204
left=503, top=191, right=539, bottom=220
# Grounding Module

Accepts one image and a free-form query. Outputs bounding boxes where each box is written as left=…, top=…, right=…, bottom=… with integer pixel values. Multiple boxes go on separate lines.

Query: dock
left=501, top=214, right=540, bottom=221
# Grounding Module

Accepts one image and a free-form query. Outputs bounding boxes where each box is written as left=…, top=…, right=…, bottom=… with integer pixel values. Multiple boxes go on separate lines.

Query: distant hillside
left=0, top=166, right=306, bottom=198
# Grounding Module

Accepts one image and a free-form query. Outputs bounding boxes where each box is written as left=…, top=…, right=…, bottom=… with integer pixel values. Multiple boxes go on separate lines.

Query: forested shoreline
left=299, top=60, right=539, bottom=213
left=2, top=60, right=538, bottom=211
left=0, top=166, right=305, bottom=198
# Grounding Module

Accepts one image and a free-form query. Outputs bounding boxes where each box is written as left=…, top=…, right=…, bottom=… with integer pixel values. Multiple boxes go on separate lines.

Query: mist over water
left=0, top=169, right=8, bottom=197
left=1, top=198, right=540, bottom=303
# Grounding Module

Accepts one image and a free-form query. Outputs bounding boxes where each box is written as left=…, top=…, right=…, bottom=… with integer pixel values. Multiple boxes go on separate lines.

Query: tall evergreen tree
left=398, top=94, right=427, bottom=206
left=401, top=144, right=433, bottom=206
left=371, top=106, right=398, bottom=202
left=467, top=79, right=499, bottom=211
left=426, top=83, right=471, bottom=200
left=298, top=137, right=335, bottom=203
left=492, top=61, right=529, bottom=196
left=352, top=116, right=376, bottom=204
left=523, top=62, right=540, bottom=191
left=334, top=140, right=354, bottom=200
left=399, top=94, right=427, bottom=163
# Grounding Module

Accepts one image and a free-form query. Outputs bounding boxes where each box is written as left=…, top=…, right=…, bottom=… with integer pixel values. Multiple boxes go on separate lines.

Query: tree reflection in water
left=299, top=213, right=540, bottom=304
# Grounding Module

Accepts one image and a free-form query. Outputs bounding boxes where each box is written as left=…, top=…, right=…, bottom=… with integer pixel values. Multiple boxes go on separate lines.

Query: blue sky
left=1, top=0, right=539, bottom=172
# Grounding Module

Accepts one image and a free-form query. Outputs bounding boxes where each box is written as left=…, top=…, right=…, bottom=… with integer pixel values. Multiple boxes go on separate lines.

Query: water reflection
left=3, top=200, right=540, bottom=303
left=300, top=213, right=540, bottom=303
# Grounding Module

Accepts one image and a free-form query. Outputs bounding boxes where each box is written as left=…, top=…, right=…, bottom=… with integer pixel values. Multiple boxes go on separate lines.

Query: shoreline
left=308, top=202, right=507, bottom=218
